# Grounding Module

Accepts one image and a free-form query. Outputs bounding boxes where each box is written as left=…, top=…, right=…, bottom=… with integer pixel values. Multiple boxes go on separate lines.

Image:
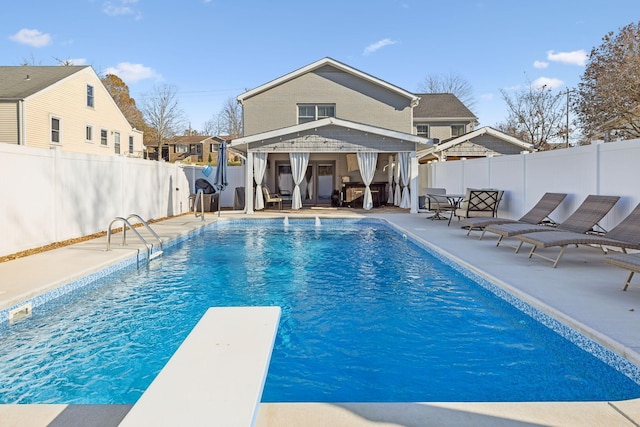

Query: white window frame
left=417, top=124, right=429, bottom=138
left=114, top=131, right=121, bottom=154
left=50, top=116, right=62, bottom=145
left=451, top=124, right=466, bottom=137
left=175, top=144, right=189, bottom=154
left=100, top=129, right=108, bottom=146
left=85, top=125, right=93, bottom=143
left=87, top=84, right=94, bottom=108
left=297, top=104, right=336, bottom=124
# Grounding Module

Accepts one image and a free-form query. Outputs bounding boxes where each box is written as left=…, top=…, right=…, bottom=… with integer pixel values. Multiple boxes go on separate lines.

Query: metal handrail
left=106, top=216, right=153, bottom=261
left=194, top=189, right=205, bottom=221
left=126, top=214, right=163, bottom=252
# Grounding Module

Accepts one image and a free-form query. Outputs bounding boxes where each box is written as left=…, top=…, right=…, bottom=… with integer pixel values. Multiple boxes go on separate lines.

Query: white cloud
left=363, top=38, right=397, bottom=55
left=103, top=0, right=141, bottom=18
left=546, top=49, right=588, bottom=66
left=103, top=62, right=161, bottom=83
left=9, top=28, right=51, bottom=47
left=533, top=60, right=548, bottom=69
left=531, top=76, right=564, bottom=90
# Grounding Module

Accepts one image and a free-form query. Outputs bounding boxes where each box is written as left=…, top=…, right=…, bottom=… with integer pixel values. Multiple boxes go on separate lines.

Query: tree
left=575, top=22, right=640, bottom=140
left=498, top=83, right=566, bottom=150
left=101, top=74, right=147, bottom=137
left=417, top=72, right=477, bottom=113
left=141, top=84, right=186, bottom=161
left=203, top=97, right=243, bottom=137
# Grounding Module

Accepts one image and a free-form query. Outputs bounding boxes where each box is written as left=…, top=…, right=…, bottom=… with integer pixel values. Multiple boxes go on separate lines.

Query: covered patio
left=229, top=117, right=432, bottom=214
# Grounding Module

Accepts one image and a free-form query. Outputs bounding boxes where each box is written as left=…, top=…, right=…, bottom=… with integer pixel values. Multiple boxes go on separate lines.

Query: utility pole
left=565, top=89, right=574, bottom=148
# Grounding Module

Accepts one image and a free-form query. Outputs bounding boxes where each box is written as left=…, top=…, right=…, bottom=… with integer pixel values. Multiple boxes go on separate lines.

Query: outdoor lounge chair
left=515, top=202, right=640, bottom=267
left=460, top=192, right=568, bottom=238
left=483, top=195, right=620, bottom=248
left=605, top=252, right=640, bottom=290
left=262, top=185, right=283, bottom=210
left=449, top=188, right=503, bottom=226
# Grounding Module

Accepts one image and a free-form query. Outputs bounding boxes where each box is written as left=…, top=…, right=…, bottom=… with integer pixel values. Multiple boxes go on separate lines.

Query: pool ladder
left=106, top=214, right=163, bottom=263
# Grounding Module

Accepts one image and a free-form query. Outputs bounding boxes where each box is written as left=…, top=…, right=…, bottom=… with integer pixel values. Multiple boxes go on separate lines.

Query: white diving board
left=119, top=306, right=281, bottom=427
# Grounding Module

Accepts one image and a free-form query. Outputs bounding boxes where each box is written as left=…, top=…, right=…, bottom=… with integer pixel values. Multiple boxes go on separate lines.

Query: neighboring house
left=146, top=135, right=220, bottom=163
left=0, top=66, right=144, bottom=157
left=418, top=126, right=534, bottom=162
left=230, top=57, right=441, bottom=213
left=412, top=93, right=478, bottom=143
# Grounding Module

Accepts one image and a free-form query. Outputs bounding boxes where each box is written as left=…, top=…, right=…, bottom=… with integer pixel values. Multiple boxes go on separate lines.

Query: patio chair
left=461, top=192, right=568, bottom=238
left=515, top=202, right=640, bottom=267
left=425, top=188, right=453, bottom=220
left=448, top=189, right=503, bottom=226
left=605, top=252, right=640, bottom=290
left=262, top=185, right=283, bottom=210
left=483, top=195, right=620, bottom=249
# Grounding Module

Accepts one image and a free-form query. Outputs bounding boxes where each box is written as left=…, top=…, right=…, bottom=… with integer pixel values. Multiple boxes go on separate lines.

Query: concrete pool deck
left=2, top=209, right=640, bottom=426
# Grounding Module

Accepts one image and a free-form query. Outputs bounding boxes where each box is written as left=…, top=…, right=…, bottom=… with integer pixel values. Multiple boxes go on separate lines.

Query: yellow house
left=0, top=65, right=144, bottom=156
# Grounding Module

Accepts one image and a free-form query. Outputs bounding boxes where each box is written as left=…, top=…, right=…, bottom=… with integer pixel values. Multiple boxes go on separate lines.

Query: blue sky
left=2, top=1, right=637, bottom=132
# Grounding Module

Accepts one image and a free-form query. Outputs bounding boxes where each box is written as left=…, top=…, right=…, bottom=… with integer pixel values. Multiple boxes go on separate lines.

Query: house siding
left=19, top=67, right=143, bottom=156
left=0, top=101, right=19, bottom=144
left=242, top=66, right=413, bottom=136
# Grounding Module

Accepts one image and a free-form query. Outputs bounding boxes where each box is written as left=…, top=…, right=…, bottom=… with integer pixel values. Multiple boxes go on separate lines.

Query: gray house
left=229, top=58, right=475, bottom=214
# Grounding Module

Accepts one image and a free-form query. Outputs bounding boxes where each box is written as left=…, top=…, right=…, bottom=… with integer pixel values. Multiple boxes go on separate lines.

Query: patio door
left=277, top=161, right=335, bottom=206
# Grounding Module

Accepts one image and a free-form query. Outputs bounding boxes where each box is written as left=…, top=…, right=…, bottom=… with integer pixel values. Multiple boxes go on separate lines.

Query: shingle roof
left=413, top=93, right=477, bottom=120
left=0, top=66, right=88, bottom=99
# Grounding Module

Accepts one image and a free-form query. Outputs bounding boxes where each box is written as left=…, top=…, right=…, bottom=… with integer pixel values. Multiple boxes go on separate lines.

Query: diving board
left=119, top=306, right=281, bottom=427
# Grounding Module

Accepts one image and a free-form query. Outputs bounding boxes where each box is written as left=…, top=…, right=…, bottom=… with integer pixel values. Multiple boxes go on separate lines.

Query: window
left=114, top=132, right=121, bottom=154
left=451, top=125, right=466, bottom=137
left=51, top=117, right=61, bottom=144
left=100, top=129, right=108, bottom=146
left=85, top=125, right=93, bottom=142
left=87, top=85, right=94, bottom=108
left=175, top=144, right=188, bottom=153
left=417, top=125, right=429, bottom=138
left=129, top=136, right=134, bottom=153
left=297, top=104, right=336, bottom=124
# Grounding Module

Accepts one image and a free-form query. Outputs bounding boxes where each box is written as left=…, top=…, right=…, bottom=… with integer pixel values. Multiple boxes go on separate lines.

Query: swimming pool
left=1, top=218, right=640, bottom=404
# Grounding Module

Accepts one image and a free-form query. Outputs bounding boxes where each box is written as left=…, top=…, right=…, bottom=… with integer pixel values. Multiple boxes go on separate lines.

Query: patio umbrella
left=213, top=141, right=228, bottom=217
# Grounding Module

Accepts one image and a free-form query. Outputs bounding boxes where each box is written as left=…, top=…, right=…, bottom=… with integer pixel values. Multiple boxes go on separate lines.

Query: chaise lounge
left=483, top=195, right=620, bottom=248
left=460, top=192, right=567, bottom=238
left=605, top=252, right=640, bottom=290
left=515, top=202, right=640, bottom=267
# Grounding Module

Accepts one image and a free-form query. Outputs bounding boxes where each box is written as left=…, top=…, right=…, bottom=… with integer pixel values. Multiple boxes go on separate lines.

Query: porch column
left=245, top=151, right=254, bottom=214
left=410, top=150, right=419, bottom=214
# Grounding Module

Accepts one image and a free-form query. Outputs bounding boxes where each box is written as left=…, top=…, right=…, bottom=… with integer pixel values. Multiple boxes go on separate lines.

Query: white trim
left=237, top=57, right=419, bottom=104
left=229, top=117, right=433, bottom=149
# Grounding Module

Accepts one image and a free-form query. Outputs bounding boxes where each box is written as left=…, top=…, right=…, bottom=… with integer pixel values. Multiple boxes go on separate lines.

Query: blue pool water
left=1, top=219, right=640, bottom=404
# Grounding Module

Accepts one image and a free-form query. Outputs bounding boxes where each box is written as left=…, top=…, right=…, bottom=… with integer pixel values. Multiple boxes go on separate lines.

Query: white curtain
left=289, top=152, right=310, bottom=210
left=399, top=152, right=411, bottom=208
left=253, top=152, right=268, bottom=210
left=357, top=152, right=378, bottom=210
left=394, top=154, right=401, bottom=206
left=387, top=154, right=394, bottom=205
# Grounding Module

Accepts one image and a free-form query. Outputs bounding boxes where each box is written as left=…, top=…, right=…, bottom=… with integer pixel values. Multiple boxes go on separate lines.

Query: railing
left=106, top=214, right=163, bottom=263
left=193, top=189, right=205, bottom=221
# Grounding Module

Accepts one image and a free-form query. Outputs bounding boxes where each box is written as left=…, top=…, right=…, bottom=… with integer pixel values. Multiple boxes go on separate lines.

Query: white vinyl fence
left=421, top=138, right=640, bottom=232
left=0, top=144, right=244, bottom=258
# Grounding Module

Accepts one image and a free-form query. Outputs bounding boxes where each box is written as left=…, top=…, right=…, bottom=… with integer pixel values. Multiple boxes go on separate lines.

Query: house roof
left=0, top=66, right=89, bottom=99
left=237, top=57, right=419, bottom=105
left=417, top=126, right=533, bottom=160
left=413, top=93, right=477, bottom=121
left=229, top=117, right=432, bottom=152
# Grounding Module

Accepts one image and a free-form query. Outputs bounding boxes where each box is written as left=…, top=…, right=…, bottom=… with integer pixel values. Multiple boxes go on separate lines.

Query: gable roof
left=237, top=57, right=419, bottom=105
left=0, top=66, right=88, bottom=99
left=413, top=93, right=477, bottom=120
left=229, top=117, right=432, bottom=152
left=417, top=126, right=533, bottom=160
